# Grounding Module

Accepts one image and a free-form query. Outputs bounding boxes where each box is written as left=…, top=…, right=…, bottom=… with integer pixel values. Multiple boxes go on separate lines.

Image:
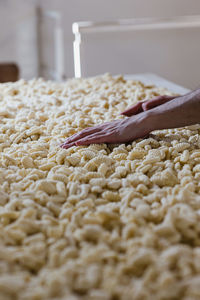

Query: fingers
left=121, top=95, right=177, bottom=117
left=61, top=131, right=109, bottom=149
left=142, top=95, right=176, bottom=111
left=75, top=134, right=110, bottom=146
left=61, top=133, right=110, bottom=148
left=61, top=142, right=76, bottom=149
left=60, top=120, right=120, bottom=149
left=60, top=126, right=101, bottom=147
left=121, top=102, right=143, bottom=116
left=61, top=125, right=117, bottom=148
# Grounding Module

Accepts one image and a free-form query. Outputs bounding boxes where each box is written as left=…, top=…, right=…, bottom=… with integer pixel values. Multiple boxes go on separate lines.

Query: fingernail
left=62, top=142, right=75, bottom=149
left=75, top=141, right=83, bottom=146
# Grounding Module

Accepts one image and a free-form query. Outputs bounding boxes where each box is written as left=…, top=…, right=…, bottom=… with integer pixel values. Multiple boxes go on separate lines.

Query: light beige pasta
left=98, top=162, right=109, bottom=176
left=0, top=74, right=200, bottom=300
left=21, top=156, right=34, bottom=168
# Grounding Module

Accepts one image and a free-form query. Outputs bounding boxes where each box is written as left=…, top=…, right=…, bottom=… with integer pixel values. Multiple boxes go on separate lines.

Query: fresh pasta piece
left=21, top=156, right=34, bottom=168
left=151, top=168, right=178, bottom=187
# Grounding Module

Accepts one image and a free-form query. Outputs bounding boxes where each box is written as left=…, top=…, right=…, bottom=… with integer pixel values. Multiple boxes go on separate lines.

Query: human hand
left=60, top=112, right=151, bottom=149
left=121, top=95, right=177, bottom=117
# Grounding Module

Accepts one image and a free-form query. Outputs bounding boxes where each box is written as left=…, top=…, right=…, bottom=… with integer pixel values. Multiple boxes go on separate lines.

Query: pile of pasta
left=0, top=74, right=200, bottom=300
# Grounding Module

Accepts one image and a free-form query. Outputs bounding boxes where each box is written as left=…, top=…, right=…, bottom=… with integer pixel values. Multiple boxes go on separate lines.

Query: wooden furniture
left=0, top=63, right=19, bottom=83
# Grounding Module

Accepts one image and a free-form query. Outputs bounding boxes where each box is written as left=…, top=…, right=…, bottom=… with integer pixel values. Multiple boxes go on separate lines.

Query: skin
left=60, top=89, right=200, bottom=149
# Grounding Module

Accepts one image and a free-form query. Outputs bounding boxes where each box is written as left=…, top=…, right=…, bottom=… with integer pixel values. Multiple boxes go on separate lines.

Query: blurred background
left=0, top=0, right=200, bottom=89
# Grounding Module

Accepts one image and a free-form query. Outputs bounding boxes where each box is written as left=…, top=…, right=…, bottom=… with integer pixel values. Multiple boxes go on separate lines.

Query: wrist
left=143, top=110, right=159, bottom=133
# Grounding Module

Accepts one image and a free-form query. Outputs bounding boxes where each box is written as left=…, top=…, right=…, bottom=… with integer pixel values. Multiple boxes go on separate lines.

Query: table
left=124, top=73, right=190, bottom=95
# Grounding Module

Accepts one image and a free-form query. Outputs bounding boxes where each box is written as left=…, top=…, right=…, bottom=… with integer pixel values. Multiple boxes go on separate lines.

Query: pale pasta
left=0, top=74, right=200, bottom=300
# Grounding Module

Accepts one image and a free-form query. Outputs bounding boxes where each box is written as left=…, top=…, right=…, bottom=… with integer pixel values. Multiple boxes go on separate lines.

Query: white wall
left=0, top=1, right=39, bottom=78
left=0, top=0, right=200, bottom=88
left=40, top=0, right=200, bottom=82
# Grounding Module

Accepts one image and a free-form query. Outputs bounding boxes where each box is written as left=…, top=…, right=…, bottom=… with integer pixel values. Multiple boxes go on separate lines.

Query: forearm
left=147, top=88, right=200, bottom=131
left=61, top=88, right=200, bottom=148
